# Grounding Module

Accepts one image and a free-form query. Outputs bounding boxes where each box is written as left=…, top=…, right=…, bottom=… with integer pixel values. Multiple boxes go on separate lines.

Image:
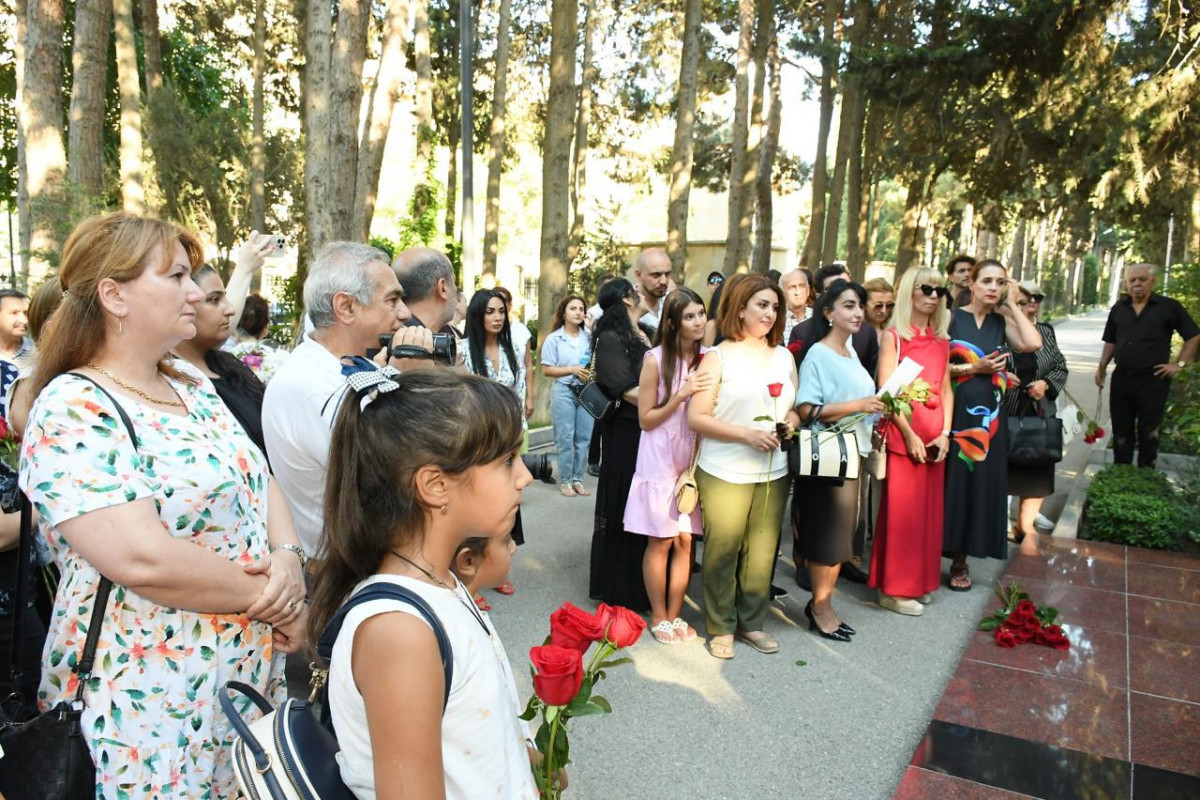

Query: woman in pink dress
left=869, top=267, right=954, bottom=615
left=624, top=288, right=713, bottom=644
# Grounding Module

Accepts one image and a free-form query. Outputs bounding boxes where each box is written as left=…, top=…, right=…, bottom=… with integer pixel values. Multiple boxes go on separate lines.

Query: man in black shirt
left=1096, top=263, right=1200, bottom=468
left=788, top=265, right=879, bottom=377
left=944, top=253, right=975, bottom=310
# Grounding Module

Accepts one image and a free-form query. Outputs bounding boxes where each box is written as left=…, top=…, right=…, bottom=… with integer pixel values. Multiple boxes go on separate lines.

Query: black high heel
left=805, top=601, right=852, bottom=642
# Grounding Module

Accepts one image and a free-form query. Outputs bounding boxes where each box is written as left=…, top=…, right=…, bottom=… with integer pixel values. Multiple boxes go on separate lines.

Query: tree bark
left=412, top=0, right=435, bottom=210
left=896, top=174, right=929, bottom=272
left=68, top=0, right=110, bottom=197
left=482, top=0, right=513, bottom=280
left=354, top=0, right=411, bottom=240
left=22, top=0, right=68, bottom=279
left=445, top=122, right=458, bottom=239
left=303, top=0, right=333, bottom=253
left=113, top=0, right=144, bottom=214
left=538, top=0, right=577, bottom=344
left=1188, top=182, right=1200, bottom=260
left=249, top=0, right=267, bottom=232
left=328, top=0, right=369, bottom=240
left=801, top=0, right=842, bottom=268
left=665, top=0, right=703, bottom=278
left=751, top=25, right=781, bottom=276
left=142, top=0, right=163, bottom=95
left=737, top=0, right=771, bottom=272
left=15, top=0, right=29, bottom=271
left=722, top=0, right=754, bottom=275
left=843, top=0, right=870, bottom=279
left=566, top=0, right=597, bottom=270
left=823, top=2, right=869, bottom=268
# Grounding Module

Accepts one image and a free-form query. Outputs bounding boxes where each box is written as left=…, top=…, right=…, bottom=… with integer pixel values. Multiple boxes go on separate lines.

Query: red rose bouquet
left=978, top=581, right=1070, bottom=650
left=522, top=602, right=645, bottom=798
left=1061, top=387, right=1106, bottom=444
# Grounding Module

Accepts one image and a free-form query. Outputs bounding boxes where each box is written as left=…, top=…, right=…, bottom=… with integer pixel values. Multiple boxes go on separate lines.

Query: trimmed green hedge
left=1083, top=465, right=1200, bottom=550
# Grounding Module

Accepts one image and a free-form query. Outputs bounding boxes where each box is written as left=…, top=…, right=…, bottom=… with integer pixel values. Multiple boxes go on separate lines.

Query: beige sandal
left=707, top=635, right=734, bottom=659
left=559, top=483, right=576, bottom=497
left=571, top=480, right=591, bottom=497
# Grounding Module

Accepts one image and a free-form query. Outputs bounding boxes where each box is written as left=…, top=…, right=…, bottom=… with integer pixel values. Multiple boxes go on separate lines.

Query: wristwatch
left=272, top=543, right=308, bottom=570
left=1178, top=360, right=1187, bottom=369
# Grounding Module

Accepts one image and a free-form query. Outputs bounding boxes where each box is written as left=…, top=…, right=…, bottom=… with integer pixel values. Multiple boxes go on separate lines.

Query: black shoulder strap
left=317, top=582, right=454, bottom=712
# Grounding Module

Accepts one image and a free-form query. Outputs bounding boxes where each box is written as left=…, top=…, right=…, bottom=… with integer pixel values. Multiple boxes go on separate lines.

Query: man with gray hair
left=393, top=246, right=459, bottom=331
left=263, top=242, right=430, bottom=556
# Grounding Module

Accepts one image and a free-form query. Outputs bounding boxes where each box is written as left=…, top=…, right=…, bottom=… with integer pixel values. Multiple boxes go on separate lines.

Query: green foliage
left=1161, top=365, right=1200, bottom=457
left=1083, top=465, right=1200, bottom=550
left=1081, top=255, right=1100, bottom=306
left=267, top=271, right=302, bottom=345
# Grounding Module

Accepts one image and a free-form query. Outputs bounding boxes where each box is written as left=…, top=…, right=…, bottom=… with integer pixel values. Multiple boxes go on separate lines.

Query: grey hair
left=304, top=242, right=391, bottom=329
left=393, top=248, right=454, bottom=303
left=1127, top=262, right=1158, bottom=277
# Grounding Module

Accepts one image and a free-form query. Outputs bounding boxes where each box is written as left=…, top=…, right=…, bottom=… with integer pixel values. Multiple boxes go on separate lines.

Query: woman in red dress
left=869, top=267, right=954, bottom=615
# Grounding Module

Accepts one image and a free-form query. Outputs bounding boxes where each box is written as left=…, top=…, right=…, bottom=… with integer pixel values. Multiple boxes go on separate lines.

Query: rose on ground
left=994, top=628, right=1017, bottom=648
left=1015, top=599, right=1037, bottom=617
left=530, top=645, right=584, bottom=707
left=549, top=603, right=606, bottom=652
left=595, top=604, right=647, bottom=648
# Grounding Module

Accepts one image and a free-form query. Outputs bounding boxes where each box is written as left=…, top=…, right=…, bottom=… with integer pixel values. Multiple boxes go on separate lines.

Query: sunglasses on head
left=917, top=284, right=950, bottom=299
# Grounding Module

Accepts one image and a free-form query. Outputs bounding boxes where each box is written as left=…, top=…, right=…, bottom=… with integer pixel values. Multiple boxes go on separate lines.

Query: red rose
left=595, top=603, right=647, bottom=648
left=1043, top=624, right=1063, bottom=637
left=787, top=341, right=803, bottom=355
left=1094, top=426, right=1106, bottom=439
left=549, top=602, right=605, bottom=652
left=529, top=645, right=584, bottom=706
left=0, top=415, right=8, bottom=440
left=1084, top=434, right=1096, bottom=444
left=994, top=628, right=1017, bottom=648
left=1016, top=600, right=1037, bottom=617
left=1049, top=634, right=1070, bottom=650
left=923, top=395, right=941, bottom=410
left=767, top=382, right=784, bottom=398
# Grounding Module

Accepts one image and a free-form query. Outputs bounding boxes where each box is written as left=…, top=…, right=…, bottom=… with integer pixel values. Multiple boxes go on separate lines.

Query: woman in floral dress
left=18, top=212, right=308, bottom=799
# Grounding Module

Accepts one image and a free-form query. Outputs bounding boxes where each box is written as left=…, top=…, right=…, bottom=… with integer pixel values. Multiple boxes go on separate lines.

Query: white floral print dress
left=18, top=369, right=285, bottom=799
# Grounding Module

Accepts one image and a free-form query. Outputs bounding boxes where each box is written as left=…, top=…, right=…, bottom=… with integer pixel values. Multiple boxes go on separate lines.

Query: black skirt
left=792, top=476, right=859, bottom=566
left=588, top=413, right=649, bottom=613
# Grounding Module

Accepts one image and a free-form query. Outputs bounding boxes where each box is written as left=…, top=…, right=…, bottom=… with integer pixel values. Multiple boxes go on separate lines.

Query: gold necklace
left=86, top=363, right=186, bottom=408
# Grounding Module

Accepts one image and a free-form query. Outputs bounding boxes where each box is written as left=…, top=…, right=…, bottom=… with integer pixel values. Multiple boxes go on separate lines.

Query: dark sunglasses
left=917, top=284, right=950, bottom=299
left=708, top=276, right=724, bottom=286
left=871, top=302, right=896, bottom=311
left=1026, top=293, right=1045, bottom=303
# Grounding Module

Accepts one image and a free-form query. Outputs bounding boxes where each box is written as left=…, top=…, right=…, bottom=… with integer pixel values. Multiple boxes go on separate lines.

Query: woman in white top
left=793, top=281, right=885, bottom=642
left=687, top=274, right=800, bottom=660
left=308, top=365, right=538, bottom=800
left=540, top=295, right=594, bottom=497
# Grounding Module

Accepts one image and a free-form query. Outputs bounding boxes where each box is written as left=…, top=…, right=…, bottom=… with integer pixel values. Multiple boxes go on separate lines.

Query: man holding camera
left=263, top=242, right=433, bottom=558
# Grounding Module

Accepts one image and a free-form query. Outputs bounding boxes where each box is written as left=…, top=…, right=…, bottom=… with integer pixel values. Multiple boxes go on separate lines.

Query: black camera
left=377, top=332, right=458, bottom=365
left=522, top=453, right=557, bottom=485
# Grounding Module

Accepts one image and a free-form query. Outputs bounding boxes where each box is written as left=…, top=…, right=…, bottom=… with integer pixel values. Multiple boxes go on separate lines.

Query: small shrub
left=1083, top=465, right=1200, bottom=550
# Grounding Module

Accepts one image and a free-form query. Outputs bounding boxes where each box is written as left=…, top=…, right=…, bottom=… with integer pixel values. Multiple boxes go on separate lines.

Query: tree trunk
left=1188, top=182, right=1200, bottom=260
left=445, top=122, right=458, bottom=240
left=722, top=0, right=754, bottom=275
left=412, top=0, right=435, bottom=208
left=303, top=0, right=333, bottom=253
left=482, top=0, right=513, bottom=280
left=113, top=0, right=144, bottom=214
left=751, top=25, right=780, bottom=276
left=896, top=175, right=928, bottom=272
left=737, top=0, right=771, bottom=272
left=823, top=2, right=869, bottom=268
left=328, top=0, right=369, bottom=241
left=665, top=0, right=702, bottom=278
left=566, top=0, right=597, bottom=270
left=866, top=178, right=881, bottom=263
left=14, top=0, right=29, bottom=274
left=22, top=0, right=68, bottom=279
left=800, top=0, right=842, bottom=268
left=142, top=0, right=163, bottom=95
left=68, top=0, right=110, bottom=197
left=1010, top=217, right=1028, bottom=280
left=354, top=0, right=411, bottom=240
left=538, top=0, right=577, bottom=344
left=249, top=0, right=267, bottom=232
left=843, top=0, right=869, bottom=279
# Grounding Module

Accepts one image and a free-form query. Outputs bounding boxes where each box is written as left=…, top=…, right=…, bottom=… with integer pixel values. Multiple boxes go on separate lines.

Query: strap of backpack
left=317, top=582, right=454, bottom=714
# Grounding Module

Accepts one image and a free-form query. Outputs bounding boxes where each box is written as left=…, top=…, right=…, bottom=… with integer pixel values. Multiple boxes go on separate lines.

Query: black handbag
left=574, top=347, right=619, bottom=422
left=0, top=375, right=134, bottom=800
left=1007, top=402, right=1064, bottom=466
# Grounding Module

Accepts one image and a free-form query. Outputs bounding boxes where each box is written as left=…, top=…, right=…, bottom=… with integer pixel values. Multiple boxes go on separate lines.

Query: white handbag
left=789, top=428, right=862, bottom=481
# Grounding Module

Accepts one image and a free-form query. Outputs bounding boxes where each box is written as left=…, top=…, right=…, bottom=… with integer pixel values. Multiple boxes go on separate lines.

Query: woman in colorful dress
left=869, top=268, right=953, bottom=615
left=688, top=274, right=799, bottom=659
left=19, top=212, right=307, bottom=799
left=944, top=259, right=1042, bottom=590
left=1004, top=281, right=1069, bottom=546
left=540, top=295, right=594, bottom=497
left=624, top=288, right=713, bottom=644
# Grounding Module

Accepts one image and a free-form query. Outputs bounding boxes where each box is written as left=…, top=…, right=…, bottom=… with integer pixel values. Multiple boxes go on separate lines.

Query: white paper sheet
left=878, top=356, right=924, bottom=396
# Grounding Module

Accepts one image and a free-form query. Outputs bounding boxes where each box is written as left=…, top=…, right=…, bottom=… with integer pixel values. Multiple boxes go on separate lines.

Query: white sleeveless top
left=697, top=343, right=796, bottom=484
left=329, top=574, right=538, bottom=800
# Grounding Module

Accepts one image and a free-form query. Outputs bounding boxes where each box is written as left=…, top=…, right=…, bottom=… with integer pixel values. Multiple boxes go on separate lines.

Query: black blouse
left=595, top=330, right=649, bottom=421
left=212, top=375, right=268, bottom=459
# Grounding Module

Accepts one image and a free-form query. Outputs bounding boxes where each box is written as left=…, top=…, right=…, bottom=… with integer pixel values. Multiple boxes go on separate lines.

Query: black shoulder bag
left=0, top=376, right=135, bottom=800
left=1007, top=399, right=1064, bottom=467
left=574, top=344, right=619, bottom=422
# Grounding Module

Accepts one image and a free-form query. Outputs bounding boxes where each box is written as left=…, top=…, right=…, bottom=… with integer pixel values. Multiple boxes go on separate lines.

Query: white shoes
left=1034, top=513, right=1055, bottom=531
left=879, top=594, right=924, bottom=616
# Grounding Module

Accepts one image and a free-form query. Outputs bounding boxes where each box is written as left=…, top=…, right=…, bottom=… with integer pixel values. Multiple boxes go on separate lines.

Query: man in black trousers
left=1096, top=263, right=1199, bottom=469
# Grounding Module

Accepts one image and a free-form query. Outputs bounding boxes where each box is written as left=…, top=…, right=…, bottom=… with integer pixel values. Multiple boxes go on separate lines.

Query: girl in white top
left=687, top=274, right=800, bottom=660
left=307, top=363, right=538, bottom=800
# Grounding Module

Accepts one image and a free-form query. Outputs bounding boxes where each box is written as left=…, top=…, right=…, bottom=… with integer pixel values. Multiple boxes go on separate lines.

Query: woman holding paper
left=868, top=268, right=953, bottom=615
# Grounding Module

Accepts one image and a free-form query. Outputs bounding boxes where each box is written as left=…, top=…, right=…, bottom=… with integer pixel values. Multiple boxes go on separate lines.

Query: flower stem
left=544, top=714, right=561, bottom=798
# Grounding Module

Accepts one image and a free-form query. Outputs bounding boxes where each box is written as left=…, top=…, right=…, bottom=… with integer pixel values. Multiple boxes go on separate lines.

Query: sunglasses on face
left=1026, top=293, right=1045, bottom=304
left=708, top=276, right=724, bottom=286
left=871, top=302, right=896, bottom=311
left=917, top=284, right=950, bottom=299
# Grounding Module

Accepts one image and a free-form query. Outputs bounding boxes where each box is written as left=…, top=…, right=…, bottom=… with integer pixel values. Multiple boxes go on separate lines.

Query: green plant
left=1083, top=465, right=1200, bottom=550
left=1161, top=365, right=1200, bottom=456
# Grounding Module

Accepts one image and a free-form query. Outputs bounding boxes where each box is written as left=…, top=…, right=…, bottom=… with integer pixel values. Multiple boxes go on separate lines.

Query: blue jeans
left=551, top=382, right=594, bottom=483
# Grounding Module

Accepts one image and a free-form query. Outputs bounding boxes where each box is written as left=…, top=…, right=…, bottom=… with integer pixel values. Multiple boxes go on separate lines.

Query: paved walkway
left=487, top=312, right=1115, bottom=799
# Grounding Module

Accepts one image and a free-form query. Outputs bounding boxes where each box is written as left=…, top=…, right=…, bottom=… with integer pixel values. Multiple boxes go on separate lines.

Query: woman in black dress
left=589, top=278, right=652, bottom=611
left=945, top=260, right=1041, bottom=590
left=1004, top=281, right=1068, bottom=545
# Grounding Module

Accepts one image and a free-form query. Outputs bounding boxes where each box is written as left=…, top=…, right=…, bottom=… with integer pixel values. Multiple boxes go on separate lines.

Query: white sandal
left=650, top=620, right=680, bottom=644
left=671, top=618, right=697, bottom=642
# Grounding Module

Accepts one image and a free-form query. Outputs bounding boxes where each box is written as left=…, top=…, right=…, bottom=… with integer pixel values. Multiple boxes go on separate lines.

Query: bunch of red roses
left=1062, top=387, right=1107, bottom=444
left=978, top=583, right=1070, bottom=651
left=522, top=602, right=646, bottom=798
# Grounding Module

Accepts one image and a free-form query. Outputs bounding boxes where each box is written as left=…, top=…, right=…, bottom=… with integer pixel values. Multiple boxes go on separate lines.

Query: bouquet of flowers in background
left=521, top=602, right=646, bottom=798
left=229, top=341, right=290, bottom=384
left=978, top=581, right=1070, bottom=650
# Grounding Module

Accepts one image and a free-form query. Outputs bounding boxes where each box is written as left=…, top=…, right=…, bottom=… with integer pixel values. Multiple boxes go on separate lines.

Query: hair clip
left=341, top=355, right=401, bottom=410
